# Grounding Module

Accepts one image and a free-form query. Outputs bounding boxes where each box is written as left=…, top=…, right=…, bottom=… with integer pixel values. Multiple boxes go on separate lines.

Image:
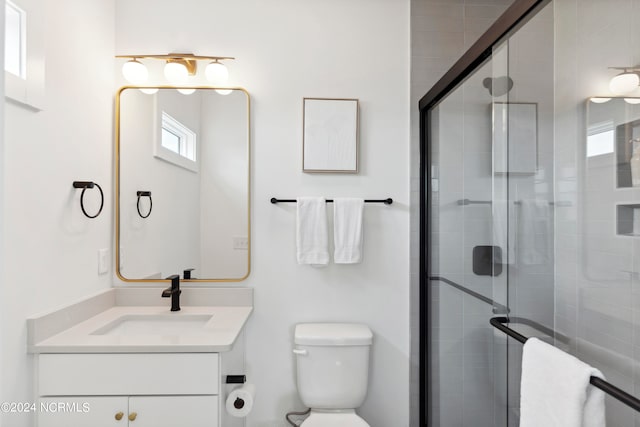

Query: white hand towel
left=520, top=337, right=606, bottom=427
left=333, top=198, right=364, bottom=264
left=296, top=197, right=329, bottom=266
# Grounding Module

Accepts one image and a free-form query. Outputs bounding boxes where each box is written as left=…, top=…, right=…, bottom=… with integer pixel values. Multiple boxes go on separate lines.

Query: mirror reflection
left=117, top=87, right=250, bottom=281
left=584, top=96, right=640, bottom=279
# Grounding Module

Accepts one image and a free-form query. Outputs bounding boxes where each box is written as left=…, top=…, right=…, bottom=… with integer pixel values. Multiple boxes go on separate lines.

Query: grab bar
left=456, top=198, right=571, bottom=206
left=430, top=276, right=509, bottom=314
left=457, top=199, right=492, bottom=205
left=490, top=316, right=640, bottom=412
left=271, top=197, right=392, bottom=205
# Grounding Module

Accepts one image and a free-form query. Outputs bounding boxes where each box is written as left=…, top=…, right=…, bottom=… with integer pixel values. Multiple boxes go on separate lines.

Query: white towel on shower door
left=296, top=197, right=329, bottom=266
left=333, top=198, right=364, bottom=264
left=519, top=199, right=551, bottom=265
left=520, top=337, right=606, bottom=427
left=492, top=199, right=516, bottom=264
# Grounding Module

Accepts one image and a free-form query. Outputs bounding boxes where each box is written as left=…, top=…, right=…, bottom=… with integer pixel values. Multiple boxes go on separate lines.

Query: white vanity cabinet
left=39, top=397, right=125, bottom=426
left=36, top=353, right=220, bottom=427
left=38, top=396, right=218, bottom=427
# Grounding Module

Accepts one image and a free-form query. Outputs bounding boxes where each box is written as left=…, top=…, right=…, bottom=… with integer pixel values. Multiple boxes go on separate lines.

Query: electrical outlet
left=98, top=248, right=109, bottom=275
left=233, top=236, right=249, bottom=250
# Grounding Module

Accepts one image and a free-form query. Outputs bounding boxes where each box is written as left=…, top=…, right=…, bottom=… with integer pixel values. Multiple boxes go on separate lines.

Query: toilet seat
left=300, top=410, right=370, bottom=427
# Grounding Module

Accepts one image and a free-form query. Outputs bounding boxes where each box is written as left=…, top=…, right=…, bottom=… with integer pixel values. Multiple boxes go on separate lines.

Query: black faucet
left=161, top=274, right=181, bottom=311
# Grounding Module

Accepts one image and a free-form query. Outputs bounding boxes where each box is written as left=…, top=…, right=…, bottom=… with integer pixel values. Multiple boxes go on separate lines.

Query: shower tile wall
left=409, top=2, right=513, bottom=425
left=554, top=0, right=640, bottom=426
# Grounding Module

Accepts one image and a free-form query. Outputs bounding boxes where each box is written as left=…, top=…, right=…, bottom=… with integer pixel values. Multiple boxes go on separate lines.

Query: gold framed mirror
left=115, top=86, right=250, bottom=282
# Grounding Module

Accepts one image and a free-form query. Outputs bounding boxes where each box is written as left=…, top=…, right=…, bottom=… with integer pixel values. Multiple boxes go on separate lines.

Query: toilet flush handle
left=293, top=349, right=308, bottom=356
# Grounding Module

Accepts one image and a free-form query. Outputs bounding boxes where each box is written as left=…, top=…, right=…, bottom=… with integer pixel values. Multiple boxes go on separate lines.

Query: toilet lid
left=300, top=412, right=370, bottom=427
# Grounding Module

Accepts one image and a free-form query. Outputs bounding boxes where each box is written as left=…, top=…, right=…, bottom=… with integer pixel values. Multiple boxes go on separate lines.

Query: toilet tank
left=294, top=323, right=373, bottom=409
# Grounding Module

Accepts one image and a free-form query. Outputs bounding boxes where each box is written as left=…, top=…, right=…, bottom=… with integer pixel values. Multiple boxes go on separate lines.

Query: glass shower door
left=427, top=44, right=510, bottom=426
left=424, top=2, right=555, bottom=426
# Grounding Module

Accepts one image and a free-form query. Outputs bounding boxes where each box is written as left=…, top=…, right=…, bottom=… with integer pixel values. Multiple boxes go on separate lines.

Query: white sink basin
left=90, top=314, right=213, bottom=336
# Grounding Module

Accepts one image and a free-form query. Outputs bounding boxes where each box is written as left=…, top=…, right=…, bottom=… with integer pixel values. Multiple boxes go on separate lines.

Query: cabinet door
left=38, top=397, right=128, bottom=427
left=128, top=396, right=218, bottom=427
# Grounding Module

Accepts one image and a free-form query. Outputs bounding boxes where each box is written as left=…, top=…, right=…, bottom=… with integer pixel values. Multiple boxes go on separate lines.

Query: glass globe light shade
left=177, top=88, right=196, bottom=95
left=624, top=97, right=640, bottom=104
left=589, top=97, right=611, bottom=104
left=205, top=62, right=229, bottom=85
left=122, top=59, right=148, bottom=85
left=139, top=88, right=159, bottom=95
left=609, top=72, right=640, bottom=94
left=164, top=62, right=189, bottom=84
left=215, top=89, right=233, bottom=95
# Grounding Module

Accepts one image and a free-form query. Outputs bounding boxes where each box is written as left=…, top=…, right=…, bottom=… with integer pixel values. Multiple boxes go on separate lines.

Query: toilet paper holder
left=225, top=375, right=248, bottom=410
left=225, top=375, right=246, bottom=384
left=225, top=380, right=256, bottom=418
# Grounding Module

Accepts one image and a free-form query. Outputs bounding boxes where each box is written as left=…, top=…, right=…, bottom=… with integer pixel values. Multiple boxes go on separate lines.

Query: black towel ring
left=73, top=181, right=104, bottom=219
left=137, top=191, right=153, bottom=218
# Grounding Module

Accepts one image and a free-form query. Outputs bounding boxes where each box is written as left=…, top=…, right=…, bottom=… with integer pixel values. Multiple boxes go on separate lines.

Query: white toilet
left=293, top=323, right=373, bottom=427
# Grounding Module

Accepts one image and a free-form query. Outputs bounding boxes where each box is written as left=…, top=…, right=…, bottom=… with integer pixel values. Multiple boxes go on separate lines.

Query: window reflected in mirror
left=5, top=0, right=25, bottom=78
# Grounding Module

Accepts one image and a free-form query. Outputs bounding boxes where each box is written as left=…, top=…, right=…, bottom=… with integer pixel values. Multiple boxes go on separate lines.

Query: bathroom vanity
left=28, top=288, right=252, bottom=427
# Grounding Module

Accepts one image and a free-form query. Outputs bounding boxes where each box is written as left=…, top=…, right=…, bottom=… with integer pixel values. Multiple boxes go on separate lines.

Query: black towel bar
left=270, top=197, right=392, bottom=205
left=490, top=316, right=640, bottom=412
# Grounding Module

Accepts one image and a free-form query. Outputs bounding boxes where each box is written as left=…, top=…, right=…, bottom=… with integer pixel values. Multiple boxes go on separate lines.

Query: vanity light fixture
left=609, top=67, right=640, bottom=95
left=121, top=59, right=148, bottom=85
left=205, top=60, right=229, bottom=85
left=116, top=53, right=234, bottom=88
left=624, top=98, right=640, bottom=105
left=164, top=61, right=189, bottom=85
left=589, top=97, right=611, bottom=104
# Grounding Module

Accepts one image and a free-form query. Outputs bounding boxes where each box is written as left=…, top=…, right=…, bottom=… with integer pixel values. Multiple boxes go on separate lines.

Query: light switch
left=233, top=237, right=249, bottom=250
left=98, top=248, right=109, bottom=275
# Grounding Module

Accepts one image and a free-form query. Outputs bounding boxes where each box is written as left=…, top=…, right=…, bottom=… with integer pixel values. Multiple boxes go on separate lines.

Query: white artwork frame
left=303, top=98, right=359, bottom=173
left=493, top=102, right=538, bottom=174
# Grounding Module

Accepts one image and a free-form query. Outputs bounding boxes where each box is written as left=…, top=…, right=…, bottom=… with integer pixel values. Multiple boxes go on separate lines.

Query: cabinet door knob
left=128, top=412, right=138, bottom=421
left=115, top=411, right=124, bottom=421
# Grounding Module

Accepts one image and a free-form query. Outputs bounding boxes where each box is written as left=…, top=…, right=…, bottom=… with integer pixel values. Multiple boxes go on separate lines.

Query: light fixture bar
left=116, top=53, right=235, bottom=61
left=116, top=52, right=235, bottom=89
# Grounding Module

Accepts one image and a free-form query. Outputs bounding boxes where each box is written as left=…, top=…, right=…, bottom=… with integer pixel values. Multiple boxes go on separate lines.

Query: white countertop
left=28, top=288, right=253, bottom=354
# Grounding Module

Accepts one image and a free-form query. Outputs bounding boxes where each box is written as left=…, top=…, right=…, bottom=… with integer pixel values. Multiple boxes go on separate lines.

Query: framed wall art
left=303, top=97, right=359, bottom=173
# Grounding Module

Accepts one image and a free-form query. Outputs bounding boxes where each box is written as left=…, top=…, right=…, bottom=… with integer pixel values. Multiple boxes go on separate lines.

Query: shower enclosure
left=419, top=0, right=640, bottom=425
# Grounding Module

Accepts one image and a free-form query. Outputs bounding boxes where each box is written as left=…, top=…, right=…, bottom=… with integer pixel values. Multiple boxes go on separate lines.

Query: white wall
left=1, top=1, right=115, bottom=426
left=115, top=1, right=410, bottom=426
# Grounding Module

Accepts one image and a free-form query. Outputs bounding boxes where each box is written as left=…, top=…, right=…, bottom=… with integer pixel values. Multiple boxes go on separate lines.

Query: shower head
left=483, top=76, right=514, bottom=97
